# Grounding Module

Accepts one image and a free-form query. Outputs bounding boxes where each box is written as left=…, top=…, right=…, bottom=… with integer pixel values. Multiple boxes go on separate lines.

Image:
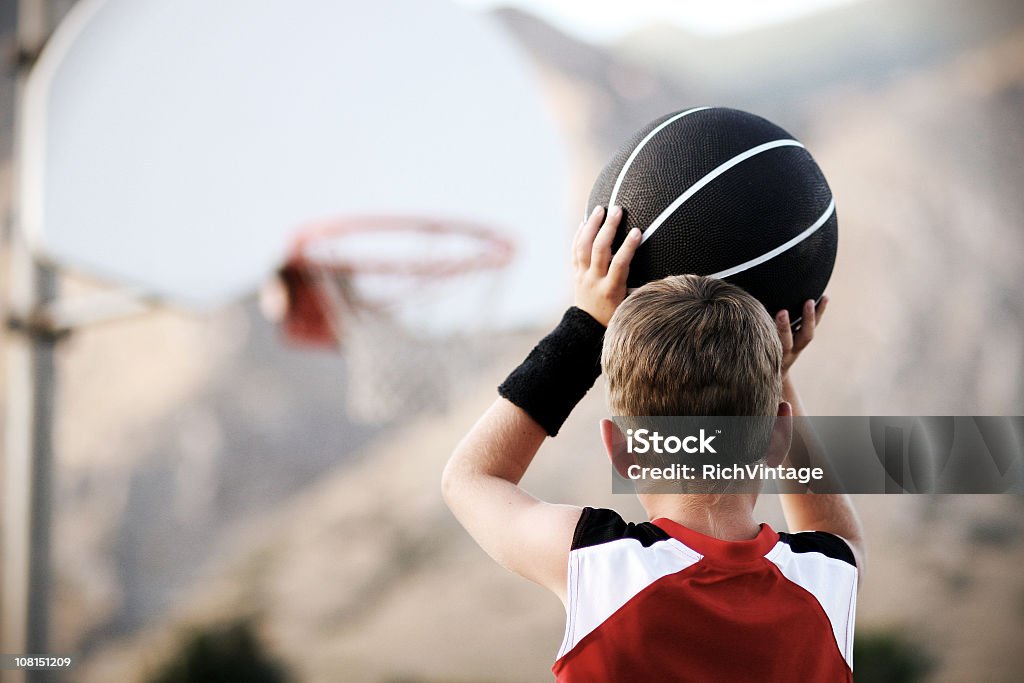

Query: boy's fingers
left=815, top=295, right=829, bottom=323
left=776, top=309, right=794, bottom=352
left=591, top=206, right=622, bottom=274
left=794, top=299, right=817, bottom=350
left=576, top=206, right=604, bottom=269
left=608, top=228, right=642, bottom=284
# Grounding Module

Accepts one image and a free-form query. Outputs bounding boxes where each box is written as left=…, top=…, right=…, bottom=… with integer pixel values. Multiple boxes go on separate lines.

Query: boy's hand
left=573, top=206, right=642, bottom=326
left=775, top=296, right=829, bottom=380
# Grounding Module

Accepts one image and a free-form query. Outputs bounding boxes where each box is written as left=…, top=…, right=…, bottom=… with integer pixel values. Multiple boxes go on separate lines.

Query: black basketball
left=587, top=107, right=837, bottom=324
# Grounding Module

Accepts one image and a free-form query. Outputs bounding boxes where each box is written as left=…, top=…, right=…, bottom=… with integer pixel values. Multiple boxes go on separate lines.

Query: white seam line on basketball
left=708, top=196, right=836, bottom=279
left=640, top=139, right=806, bottom=246
left=607, top=107, right=711, bottom=210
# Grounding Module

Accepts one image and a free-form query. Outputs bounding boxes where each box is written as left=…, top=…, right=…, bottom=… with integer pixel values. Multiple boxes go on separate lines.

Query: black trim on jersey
left=571, top=507, right=670, bottom=550
left=778, top=531, right=857, bottom=567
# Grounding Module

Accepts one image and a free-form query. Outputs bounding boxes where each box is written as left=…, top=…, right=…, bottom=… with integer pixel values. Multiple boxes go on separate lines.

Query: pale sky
left=455, top=0, right=860, bottom=40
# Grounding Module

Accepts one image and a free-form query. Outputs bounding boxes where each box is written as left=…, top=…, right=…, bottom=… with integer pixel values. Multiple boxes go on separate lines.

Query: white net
left=315, top=270, right=455, bottom=423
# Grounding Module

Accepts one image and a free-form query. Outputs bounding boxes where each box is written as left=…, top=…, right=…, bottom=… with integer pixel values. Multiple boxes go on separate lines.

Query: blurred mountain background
left=1, top=0, right=1023, bottom=680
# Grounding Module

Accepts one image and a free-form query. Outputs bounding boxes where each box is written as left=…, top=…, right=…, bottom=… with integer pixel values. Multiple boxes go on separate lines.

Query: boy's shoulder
left=776, top=528, right=858, bottom=566
left=571, top=506, right=857, bottom=568
left=570, top=507, right=669, bottom=550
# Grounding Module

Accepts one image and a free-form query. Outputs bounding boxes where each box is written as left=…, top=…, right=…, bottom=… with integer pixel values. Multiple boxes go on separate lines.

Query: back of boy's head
left=602, top=275, right=782, bottom=418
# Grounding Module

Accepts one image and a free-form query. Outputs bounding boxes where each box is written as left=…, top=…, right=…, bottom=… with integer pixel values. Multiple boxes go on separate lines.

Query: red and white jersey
left=553, top=508, right=857, bottom=682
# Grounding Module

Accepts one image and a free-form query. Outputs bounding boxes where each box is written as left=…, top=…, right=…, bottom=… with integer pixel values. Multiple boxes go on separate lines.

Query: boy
left=442, top=206, right=864, bottom=681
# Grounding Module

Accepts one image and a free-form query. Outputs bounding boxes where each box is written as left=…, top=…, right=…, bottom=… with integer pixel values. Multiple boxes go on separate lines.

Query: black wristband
left=498, top=306, right=606, bottom=436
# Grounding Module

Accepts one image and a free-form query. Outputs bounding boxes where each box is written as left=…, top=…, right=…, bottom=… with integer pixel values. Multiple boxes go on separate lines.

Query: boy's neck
left=641, top=493, right=761, bottom=541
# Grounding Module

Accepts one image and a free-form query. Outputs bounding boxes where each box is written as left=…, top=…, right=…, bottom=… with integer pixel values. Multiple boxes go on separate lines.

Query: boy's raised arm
left=442, top=207, right=641, bottom=604
left=442, top=399, right=581, bottom=603
left=775, top=298, right=867, bottom=576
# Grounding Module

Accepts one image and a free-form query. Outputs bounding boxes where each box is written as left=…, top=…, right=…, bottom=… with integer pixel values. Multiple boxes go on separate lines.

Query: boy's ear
left=601, top=419, right=636, bottom=478
left=766, top=402, right=793, bottom=468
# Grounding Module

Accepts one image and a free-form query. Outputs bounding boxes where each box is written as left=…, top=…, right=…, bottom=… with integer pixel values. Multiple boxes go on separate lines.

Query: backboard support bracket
left=5, top=311, right=72, bottom=343
left=5, top=285, right=156, bottom=341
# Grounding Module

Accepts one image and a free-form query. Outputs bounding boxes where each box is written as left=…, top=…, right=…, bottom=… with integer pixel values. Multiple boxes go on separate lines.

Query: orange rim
left=287, top=214, right=515, bottom=278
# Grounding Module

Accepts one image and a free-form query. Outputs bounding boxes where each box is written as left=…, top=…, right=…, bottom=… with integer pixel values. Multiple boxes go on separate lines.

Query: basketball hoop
left=273, top=215, right=515, bottom=423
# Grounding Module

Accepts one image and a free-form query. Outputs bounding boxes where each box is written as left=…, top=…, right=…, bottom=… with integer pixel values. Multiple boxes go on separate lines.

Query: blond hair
left=602, top=275, right=782, bottom=417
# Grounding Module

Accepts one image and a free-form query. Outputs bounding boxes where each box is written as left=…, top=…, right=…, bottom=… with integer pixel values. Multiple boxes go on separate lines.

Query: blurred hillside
left=1, top=0, right=1023, bottom=681
left=618, top=0, right=1024, bottom=112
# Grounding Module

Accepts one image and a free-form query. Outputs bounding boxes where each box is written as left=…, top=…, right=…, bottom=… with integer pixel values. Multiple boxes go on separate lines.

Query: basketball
left=587, top=107, right=837, bottom=323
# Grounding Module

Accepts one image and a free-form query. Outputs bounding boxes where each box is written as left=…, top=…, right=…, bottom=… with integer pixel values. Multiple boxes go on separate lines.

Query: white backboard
left=22, top=0, right=569, bottom=321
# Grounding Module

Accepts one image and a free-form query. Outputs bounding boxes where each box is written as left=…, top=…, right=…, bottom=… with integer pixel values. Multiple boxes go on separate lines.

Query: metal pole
left=0, top=194, right=39, bottom=683
left=2, top=1, right=53, bottom=682
left=25, top=268, right=58, bottom=683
